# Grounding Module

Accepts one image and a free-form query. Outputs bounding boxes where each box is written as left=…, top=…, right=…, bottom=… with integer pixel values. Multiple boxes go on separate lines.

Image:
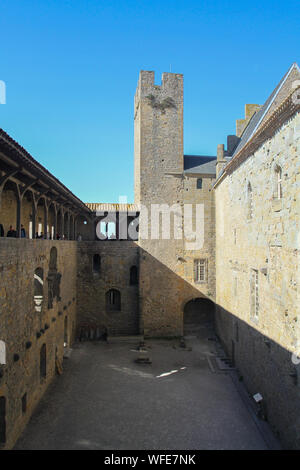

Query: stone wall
left=76, top=241, right=140, bottom=337
left=0, top=239, right=77, bottom=450
left=215, top=110, right=300, bottom=449
left=182, top=175, right=216, bottom=301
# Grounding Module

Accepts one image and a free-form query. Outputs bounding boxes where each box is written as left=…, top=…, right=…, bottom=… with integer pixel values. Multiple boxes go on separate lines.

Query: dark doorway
left=0, top=396, right=6, bottom=444
left=183, top=298, right=215, bottom=336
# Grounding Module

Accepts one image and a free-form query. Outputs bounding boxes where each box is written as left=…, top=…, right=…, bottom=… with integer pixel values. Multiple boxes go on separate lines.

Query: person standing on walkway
left=7, top=226, right=16, bottom=237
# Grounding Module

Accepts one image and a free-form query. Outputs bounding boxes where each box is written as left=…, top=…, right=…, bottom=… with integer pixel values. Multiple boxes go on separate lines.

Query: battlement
left=135, top=70, right=183, bottom=103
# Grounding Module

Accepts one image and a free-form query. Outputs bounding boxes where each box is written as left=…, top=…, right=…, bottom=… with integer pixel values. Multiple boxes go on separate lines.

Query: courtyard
left=14, top=328, right=278, bottom=450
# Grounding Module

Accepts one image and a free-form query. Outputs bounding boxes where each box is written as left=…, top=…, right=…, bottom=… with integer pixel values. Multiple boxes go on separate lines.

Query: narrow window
left=64, top=317, right=68, bottom=347
left=106, top=289, right=121, bottom=311
left=250, top=269, right=259, bottom=319
left=247, top=182, right=253, bottom=220
left=234, top=228, right=237, bottom=245
left=40, top=344, right=46, bottom=380
left=0, top=397, right=6, bottom=444
left=0, top=341, right=6, bottom=365
left=130, top=266, right=138, bottom=285
left=275, top=165, right=282, bottom=199
left=93, top=254, right=101, bottom=273
left=22, top=393, right=27, bottom=414
left=194, top=259, right=206, bottom=282
left=233, top=273, right=238, bottom=297
left=196, top=178, right=202, bottom=189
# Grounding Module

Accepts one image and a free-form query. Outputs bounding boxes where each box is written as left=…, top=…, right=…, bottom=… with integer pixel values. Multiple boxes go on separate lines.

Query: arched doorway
left=183, top=298, right=215, bottom=336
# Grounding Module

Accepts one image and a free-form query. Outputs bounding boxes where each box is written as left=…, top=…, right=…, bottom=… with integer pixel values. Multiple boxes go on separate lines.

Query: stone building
left=214, top=63, right=300, bottom=449
left=0, top=63, right=299, bottom=449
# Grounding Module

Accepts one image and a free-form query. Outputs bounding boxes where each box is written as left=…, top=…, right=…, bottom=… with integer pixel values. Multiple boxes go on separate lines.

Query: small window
left=130, top=266, right=138, bottom=285
left=194, top=259, right=207, bottom=283
left=274, top=165, right=282, bottom=200
left=233, top=272, right=238, bottom=297
left=247, top=182, right=253, bottom=220
left=0, top=341, right=6, bottom=365
left=64, top=317, right=68, bottom=347
left=93, top=254, right=101, bottom=273
left=250, top=269, right=259, bottom=319
left=196, top=178, right=202, bottom=189
left=22, top=393, right=27, bottom=414
left=40, top=344, right=46, bottom=380
left=106, top=289, right=121, bottom=311
left=233, top=228, right=237, bottom=245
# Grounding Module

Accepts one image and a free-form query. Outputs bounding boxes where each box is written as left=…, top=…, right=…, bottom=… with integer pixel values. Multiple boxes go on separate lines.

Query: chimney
left=216, top=144, right=227, bottom=178
left=236, top=104, right=261, bottom=137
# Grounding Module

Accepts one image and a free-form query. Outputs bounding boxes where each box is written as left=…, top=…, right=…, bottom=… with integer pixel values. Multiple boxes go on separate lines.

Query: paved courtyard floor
left=15, top=331, right=274, bottom=450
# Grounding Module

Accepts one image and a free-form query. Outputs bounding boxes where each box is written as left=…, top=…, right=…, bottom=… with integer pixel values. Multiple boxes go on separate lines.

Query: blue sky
left=0, top=0, right=299, bottom=203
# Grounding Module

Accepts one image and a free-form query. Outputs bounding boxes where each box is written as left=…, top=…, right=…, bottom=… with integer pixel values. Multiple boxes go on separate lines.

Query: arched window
left=130, top=266, right=138, bottom=285
left=40, top=344, right=46, bottom=380
left=247, top=182, right=253, bottom=220
left=93, top=254, right=101, bottom=273
left=34, top=268, right=44, bottom=312
left=274, top=165, right=282, bottom=199
left=106, top=289, right=121, bottom=311
left=196, top=178, right=202, bottom=189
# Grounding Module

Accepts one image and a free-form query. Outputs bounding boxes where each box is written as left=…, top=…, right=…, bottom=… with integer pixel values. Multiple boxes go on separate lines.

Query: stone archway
left=183, top=298, right=215, bottom=336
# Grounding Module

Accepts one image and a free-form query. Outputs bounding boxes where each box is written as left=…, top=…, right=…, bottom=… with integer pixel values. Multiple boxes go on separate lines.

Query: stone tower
left=134, top=71, right=187, bottom=337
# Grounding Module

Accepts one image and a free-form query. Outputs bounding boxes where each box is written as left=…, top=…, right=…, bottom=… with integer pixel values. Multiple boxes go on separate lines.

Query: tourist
left=7, top=226, right=16, bottom=237
left=21, top=225, right=26, bottom=238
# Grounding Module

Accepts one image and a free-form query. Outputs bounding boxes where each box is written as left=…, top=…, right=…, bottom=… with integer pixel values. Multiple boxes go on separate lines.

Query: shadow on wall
left=215, top=304, right=300, bottom=450
left=76, top=241, right=140, bottom=338
left=76, top=242, right=215, bottom=340
left=75, top=240, right=299, bottom=449
left=138, top=247, right=215, bottom=338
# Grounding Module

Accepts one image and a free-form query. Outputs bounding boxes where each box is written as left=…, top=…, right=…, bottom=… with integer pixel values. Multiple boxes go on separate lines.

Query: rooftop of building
left=0, top=127, right=91, bottom=215
left=232, top=63, right=300, bottom=158
left=183, top=155, right=217, bottom=176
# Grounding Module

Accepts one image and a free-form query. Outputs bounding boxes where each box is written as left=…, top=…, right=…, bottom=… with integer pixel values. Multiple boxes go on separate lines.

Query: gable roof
left=232, top=63, right=300, bottom=157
